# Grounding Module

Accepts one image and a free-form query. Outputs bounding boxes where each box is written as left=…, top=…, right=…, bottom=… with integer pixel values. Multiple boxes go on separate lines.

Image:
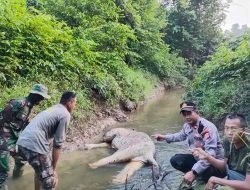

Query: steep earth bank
left=63, top=83, right=169, bottom=152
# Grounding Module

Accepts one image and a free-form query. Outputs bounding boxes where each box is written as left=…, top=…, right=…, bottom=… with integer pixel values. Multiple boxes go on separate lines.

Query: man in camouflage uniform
left=0, top=84, right=50, bottom=190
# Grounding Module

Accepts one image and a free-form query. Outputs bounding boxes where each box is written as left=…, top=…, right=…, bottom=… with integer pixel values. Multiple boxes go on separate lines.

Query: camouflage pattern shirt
left=0, top=97, right=33, bottom=138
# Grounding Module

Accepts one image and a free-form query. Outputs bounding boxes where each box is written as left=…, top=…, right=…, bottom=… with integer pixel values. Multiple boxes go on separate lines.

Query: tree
left=163, top=0, right=229, bottom=65
left=185, top=32, right=250, bottom=123
left=227, top=23, right=250, bottom=37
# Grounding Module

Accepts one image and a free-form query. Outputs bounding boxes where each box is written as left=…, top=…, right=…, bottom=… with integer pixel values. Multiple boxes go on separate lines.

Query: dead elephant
left=84, top=128, right=158, bottom=184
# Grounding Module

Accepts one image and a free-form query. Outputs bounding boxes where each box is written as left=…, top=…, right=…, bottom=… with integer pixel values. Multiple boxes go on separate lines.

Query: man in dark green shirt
left=0, top=84, right=50, bottom=190
left=224, top=137, right=250, bottom=181
left=192, top=113, right=250, bottom=190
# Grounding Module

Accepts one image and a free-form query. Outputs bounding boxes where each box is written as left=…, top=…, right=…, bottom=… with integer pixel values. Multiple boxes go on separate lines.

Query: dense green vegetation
left=0, top=0, right=248, bottom=125
left=0, top=0, right=187, bottom=121
left=162, top=0, right=249, bottom=124
left=185, top=33, right=250, bottom=123
left=164, top=0, right=228, bottom=65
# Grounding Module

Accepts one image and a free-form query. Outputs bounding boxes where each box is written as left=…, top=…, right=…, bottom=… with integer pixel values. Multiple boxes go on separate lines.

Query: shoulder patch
left=8, top=98, right=27, bottom=111
left=201, top=129, right=211, bottom=140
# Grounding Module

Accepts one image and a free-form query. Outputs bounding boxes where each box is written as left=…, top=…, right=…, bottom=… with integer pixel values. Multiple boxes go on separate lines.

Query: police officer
left=152, top=101, right=226, bottom=186
left=0, top=84, right=50, bottom=190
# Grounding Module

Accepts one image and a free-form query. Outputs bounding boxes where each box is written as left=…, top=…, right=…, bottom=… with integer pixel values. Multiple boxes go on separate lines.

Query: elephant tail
left=148, top=157, right=161, bottom=183
left=148, top=156, right=158, bottom=167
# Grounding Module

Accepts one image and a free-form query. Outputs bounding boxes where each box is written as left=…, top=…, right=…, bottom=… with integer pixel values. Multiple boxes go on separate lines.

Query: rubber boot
left=12, top=158, right=26, bottom=179
left=12, top=165, right=24, bottom=179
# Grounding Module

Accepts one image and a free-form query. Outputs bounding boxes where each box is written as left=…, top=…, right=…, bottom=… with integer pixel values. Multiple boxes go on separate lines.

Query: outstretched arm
left=152, top=127, right=187, bottom=143
left=151, top=134, right=167, bottom=141
left=52, top=148, right=61, bottom=170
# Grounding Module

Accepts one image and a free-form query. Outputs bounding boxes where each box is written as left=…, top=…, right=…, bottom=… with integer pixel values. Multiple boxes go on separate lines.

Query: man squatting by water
left=0, top=84, right=50, bottom=190
left=192, top=113, right=250, bottom=190
left=152, top=101, right=226, bottom=185
left=17, top=91, right=77, bottom=190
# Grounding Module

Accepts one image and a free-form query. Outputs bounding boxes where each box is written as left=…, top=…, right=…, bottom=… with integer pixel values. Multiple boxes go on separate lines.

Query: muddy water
left=8, top=89, right=188, bottom=190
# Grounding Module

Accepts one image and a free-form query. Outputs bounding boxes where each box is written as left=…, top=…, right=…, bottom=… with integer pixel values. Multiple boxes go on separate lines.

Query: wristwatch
left=192, top=170, right=198, bottom=176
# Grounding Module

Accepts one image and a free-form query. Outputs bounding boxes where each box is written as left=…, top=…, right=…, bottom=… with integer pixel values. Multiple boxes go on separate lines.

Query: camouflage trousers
left=0, top=128, right=26, bottom=189
left=17, top=145, right=55, bottom=190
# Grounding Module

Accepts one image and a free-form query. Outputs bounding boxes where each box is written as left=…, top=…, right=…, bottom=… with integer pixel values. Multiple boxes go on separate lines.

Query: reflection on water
left=8, top=89, right=186, bottom=190
left=116, top=88, right=184, bottom=135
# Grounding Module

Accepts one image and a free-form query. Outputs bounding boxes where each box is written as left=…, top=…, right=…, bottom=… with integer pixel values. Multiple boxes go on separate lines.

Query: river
left=8, top=89, right=190, bottom=190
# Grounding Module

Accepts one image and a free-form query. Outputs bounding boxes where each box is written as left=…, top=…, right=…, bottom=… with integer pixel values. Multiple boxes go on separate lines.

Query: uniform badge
left=201, top=129, right=211, bottom=140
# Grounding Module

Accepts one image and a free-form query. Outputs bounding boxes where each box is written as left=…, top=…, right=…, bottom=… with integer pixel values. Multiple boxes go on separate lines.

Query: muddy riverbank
left=9, top=88, right=188, bottom=190
left=63, top=83, right=169, bottom=152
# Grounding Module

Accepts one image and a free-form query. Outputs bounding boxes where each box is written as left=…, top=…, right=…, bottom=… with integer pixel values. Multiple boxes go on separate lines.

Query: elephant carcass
left=85, top=128, right=158, bottom=184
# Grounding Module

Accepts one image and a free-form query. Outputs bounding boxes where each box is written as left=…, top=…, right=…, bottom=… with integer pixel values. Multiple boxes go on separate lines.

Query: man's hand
left=9, top=147, right=16, bottom=157
left=183, top=171, right=196, bottom=185
left=205, top=176, right=217, bottom=190
left=52, top=170, right=59, bottom=188
left=191, top=148, right=209, bottom=160
left=151, top=134, right=166, bottom=141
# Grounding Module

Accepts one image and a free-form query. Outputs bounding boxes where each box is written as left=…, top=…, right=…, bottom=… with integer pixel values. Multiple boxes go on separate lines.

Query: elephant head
left=103, top=128, right=135, bottom=142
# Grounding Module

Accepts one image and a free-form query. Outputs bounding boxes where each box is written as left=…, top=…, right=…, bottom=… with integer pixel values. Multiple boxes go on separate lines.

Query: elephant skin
left=85, top=128, right=158, bottom=184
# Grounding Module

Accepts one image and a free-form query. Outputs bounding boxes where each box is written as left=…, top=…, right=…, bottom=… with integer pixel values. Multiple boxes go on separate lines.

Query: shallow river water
left=8, top=89, right=190, bottom=190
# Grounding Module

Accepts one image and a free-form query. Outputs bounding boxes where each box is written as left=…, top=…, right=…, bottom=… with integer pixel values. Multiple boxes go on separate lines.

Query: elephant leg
left=84, top=143, right=110, bottom=150
left=89, top=150, right=132, bottom=169
left=112, top=161, right=144, bottom=184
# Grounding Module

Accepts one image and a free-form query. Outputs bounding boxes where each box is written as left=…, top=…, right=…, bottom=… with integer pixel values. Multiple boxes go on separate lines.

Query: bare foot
left=77, top=144, right=86, bottom=151
left=84, top=144, right=94, bottom=150
left=112, top=177, right=126, bottom=184
left=88, top=163, right=98, bottom=169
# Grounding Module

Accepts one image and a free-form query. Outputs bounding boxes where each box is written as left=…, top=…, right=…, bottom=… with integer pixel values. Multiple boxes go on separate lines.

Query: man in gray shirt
left=152, top=101, right=226, bottom=186
left=17, top=91, right=77, bottom=190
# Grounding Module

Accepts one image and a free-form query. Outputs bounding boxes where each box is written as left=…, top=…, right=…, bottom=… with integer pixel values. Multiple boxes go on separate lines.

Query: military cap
left=30, top=84, right=50, bottom=99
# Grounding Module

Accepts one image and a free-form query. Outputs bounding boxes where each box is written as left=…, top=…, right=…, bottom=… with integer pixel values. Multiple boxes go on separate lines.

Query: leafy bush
left=0, top=0, right=75, bottom=85
left=0, top=76, right=93, bottom=124
left=185, top=33, right=250, bottom=123
left=0, top=0, right=188, bottom=128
